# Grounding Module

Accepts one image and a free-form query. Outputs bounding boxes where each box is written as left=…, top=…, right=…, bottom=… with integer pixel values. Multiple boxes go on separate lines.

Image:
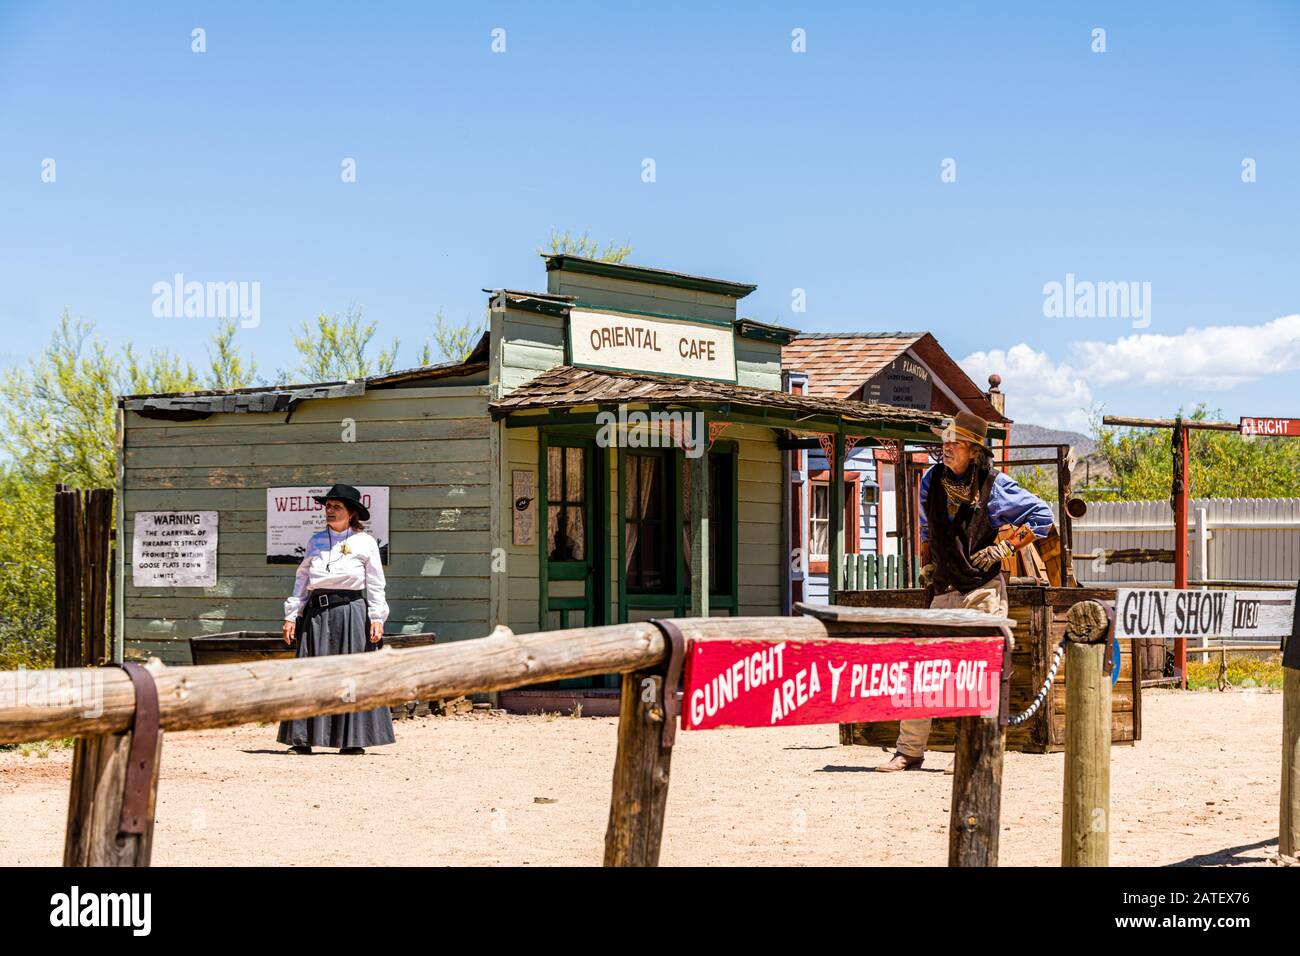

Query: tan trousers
left=895, top=576, right=1009, bottom=758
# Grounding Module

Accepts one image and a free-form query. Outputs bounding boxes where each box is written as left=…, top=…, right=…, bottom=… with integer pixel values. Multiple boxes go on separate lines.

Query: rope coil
left=1007, top=635, right=1067, bottom=726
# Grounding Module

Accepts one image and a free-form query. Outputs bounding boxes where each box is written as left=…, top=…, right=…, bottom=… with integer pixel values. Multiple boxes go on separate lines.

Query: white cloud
left=960, top=314, right=1300, bottom=431
left=960, top=344, right=1093, bottom=432
left=1071, top=314, right=1300, bottom=389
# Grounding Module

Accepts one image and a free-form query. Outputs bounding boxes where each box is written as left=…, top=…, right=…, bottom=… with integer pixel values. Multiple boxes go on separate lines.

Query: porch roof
left=488, top=365, right=999, bottom=440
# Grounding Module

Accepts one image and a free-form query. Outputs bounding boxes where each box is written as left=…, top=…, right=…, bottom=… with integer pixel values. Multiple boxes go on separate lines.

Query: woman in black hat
left=277, top=483, right=396, bottom=755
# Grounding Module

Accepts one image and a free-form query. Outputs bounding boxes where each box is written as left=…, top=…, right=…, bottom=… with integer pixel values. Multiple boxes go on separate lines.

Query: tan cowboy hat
left=931, top=410, right=989, bottom=445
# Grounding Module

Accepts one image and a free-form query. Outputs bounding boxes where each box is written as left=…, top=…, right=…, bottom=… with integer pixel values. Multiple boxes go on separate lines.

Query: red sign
left=1241, top=417, right=1300, bottom=437
left=682, top=638, right=1003, bottom=731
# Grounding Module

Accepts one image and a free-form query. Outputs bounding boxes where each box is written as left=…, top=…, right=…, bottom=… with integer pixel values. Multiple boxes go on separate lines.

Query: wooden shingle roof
left=489, top=365, right=948, bottom=435
left=782, top=332, right=1008, bottom=423
left=781, top=333, right=921, bottom=397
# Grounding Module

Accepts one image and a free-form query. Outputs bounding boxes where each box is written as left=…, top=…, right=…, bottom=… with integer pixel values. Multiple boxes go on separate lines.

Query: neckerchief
left=939, top=466, right=979, bottom=519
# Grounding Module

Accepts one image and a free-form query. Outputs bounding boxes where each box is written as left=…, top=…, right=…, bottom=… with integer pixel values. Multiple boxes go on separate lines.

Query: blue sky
left=2, top=1, right=1297, bottom=431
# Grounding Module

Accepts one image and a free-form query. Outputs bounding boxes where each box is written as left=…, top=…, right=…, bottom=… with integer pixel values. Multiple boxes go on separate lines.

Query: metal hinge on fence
left=648, top=619, right=687, bottom=748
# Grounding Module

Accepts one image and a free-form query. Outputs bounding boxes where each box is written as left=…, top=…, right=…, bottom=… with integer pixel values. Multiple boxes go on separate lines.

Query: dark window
left=624, top=451, right=666, bottom=592
left=682, top=450, right=734, bottom=594
left=547, top=445, right=586, bottom=561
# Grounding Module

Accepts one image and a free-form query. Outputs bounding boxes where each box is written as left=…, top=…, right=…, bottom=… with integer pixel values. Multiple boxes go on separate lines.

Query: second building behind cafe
left=116, top=255, right=995, bottom=682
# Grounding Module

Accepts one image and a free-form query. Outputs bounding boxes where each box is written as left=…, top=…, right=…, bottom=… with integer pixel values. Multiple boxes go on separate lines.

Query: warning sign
left=132, top=511, right=219, bottom=587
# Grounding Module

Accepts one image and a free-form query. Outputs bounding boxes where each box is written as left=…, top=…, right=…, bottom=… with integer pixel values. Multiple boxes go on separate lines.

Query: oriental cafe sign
left=568, top=307, right=737, bottom=383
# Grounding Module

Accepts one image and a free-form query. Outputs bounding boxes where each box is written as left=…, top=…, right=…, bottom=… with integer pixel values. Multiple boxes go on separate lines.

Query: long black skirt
left=276, top=595, right=396, bottom=749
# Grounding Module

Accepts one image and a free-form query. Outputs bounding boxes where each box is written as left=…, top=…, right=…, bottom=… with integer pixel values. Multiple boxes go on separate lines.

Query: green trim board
left=543, top=254, right=756, bottom=299
left=569, top=300, right=735, bottom=329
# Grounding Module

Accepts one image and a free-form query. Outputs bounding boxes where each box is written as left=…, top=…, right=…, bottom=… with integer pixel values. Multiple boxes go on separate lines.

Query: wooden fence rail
left=0, top=605, right=1181, bottom=868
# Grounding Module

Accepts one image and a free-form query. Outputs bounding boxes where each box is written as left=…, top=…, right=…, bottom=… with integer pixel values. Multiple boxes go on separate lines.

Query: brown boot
left=876, top=751, right=924, bottom=772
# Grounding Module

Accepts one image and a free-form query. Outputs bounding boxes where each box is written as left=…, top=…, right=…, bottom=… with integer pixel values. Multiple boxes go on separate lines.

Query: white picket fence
left=1069, top=497, right=1300, bottom=587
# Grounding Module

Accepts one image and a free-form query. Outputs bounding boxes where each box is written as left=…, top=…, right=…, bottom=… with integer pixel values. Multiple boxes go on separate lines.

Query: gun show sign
left=568, top=307, right=737, bottom=383
left=1240, top=417, right=1300, bottom=437
left=681, top=637, right=1003, bottom=731
left=132, top=511, right=219, bottom=587
left=1115, top=588, right=1295, bottom=641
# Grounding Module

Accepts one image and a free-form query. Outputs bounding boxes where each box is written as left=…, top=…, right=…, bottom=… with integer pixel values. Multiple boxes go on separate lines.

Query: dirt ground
left=1, top=688, right=1292, bottom=866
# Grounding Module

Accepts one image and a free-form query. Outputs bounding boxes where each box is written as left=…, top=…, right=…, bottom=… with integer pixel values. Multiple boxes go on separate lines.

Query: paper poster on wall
left=132, top=511, right=219, bottom=587
left=512, top=470, right=536, bottom=546
left=266, top=486, right=390, bottom=564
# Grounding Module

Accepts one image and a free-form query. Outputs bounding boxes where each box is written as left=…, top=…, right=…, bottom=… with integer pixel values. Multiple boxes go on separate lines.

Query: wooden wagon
left=833, top=585, right=1139, bottom=753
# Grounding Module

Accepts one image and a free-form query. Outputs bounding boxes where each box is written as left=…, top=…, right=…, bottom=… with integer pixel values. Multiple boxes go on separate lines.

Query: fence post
left=1061, top=600, right=1112, bottom=866
left=65, top=663, right=162, bottom=867
left=54, top=486, right=84, bottom=670
left=844, top=554, right=856, bottom=590
left=604, top=623, right=679, bottom=866
left=948, top=716, right=1005, bottom=866
left=1284, top=669, right=1300, bottom=858
left=1282, top=584, right=1300, bottom=858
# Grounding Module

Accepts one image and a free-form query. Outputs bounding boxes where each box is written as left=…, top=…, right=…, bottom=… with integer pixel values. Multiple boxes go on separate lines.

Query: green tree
left=0, top=467, right=56, bottom=668
left=540, top=229, right=632, bottom=263
left=206, top=318, right=258, bottom=390
left=292, top=303, right=398, bottom=381
left=1089, top=405, right=1300, bottom=501
left=0, top=313, right=213, bottom=667
left=0, top=312, right=201, bottom=488
left=416, top=307, right=486, bottom=365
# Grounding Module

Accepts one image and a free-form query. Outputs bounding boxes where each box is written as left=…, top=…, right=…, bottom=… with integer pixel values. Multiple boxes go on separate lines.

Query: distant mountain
left=1005, top=423, right=1112, bottom=489
left=1007, top=423, right=1096, bottom=458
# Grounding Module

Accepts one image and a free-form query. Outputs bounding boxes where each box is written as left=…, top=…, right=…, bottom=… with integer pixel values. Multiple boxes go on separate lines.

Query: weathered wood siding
left=733, top=424, right=783, bottom=615
left=547, top=270, right=737, bottom=326
left=122, top=384, right=493, bottom=662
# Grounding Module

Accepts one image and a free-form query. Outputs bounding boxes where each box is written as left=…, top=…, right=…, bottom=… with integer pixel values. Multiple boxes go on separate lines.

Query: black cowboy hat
left=312, top=483, right=370, bottom=522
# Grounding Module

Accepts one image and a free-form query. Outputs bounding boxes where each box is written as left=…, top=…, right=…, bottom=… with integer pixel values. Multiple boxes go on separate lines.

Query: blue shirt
left=919, top=466, right=1055, bottom=544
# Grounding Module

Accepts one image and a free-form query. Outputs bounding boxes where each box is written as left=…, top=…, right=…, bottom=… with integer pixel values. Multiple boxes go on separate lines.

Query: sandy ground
left=1, top=688, right=1292, bottom=866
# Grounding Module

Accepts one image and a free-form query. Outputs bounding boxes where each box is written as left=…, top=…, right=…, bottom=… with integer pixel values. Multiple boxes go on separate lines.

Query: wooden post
left=1173, top=417, right=1189, bottom=688
left=83, top=489, right=114, bottom=665
left=603, top=664, right=675, bottom=866
left=1282, top=585, right=1300, bottom=859
left=948, top=716, right=1005, bottom=866
left=828, top=432, right=845, bottom=603
left=1282, top=667, right=1299, bottom=858
left=1061, top=600, right=1112, bottom=866
left=54, top=485, right=84, bottom=670
left=65, top=730, right=162, bottom=866
left=690, top=448, right=709, bottom=618
left=1055, top=446, right=1075, bottom=587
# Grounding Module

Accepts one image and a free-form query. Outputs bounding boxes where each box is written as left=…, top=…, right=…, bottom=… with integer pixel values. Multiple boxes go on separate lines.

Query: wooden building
left=782, top=333, right=1011, bottom=603
left=115, top=257, right=956, bottom=705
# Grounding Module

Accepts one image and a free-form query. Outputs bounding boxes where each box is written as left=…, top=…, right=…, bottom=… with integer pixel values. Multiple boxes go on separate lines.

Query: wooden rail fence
left=3, top=602, right=1283, bottom=867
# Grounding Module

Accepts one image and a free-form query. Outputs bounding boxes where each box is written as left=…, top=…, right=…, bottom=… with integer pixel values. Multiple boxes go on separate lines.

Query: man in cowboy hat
left=877, top=411, right=1054, bottom=772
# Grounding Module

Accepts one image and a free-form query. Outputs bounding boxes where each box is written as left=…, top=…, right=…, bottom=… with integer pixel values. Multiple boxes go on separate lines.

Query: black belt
left=308, top=588, right=364, bottom=609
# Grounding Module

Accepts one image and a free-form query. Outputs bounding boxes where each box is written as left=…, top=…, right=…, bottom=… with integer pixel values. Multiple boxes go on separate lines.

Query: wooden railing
left=6, top=606, right=1282, bottom=867
left=842, top=553, right=922, bottom=590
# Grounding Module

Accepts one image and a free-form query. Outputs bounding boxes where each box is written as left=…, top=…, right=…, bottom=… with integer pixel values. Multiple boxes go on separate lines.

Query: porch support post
left=689, top=429, right=709, bottom=618
left=829, top=427, right=845, bottom=603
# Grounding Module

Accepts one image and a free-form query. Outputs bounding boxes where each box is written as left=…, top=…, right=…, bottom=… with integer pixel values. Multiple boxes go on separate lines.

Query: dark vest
left=925, top=464, right=1001, bottom=594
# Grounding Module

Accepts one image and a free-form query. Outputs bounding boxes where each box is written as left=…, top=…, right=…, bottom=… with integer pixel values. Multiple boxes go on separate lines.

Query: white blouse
left=283, top=528, right=389, bottom=623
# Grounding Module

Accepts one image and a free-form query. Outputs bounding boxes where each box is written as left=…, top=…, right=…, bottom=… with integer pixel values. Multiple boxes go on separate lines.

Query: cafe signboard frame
left=567, top=307, right=738, bottom=384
